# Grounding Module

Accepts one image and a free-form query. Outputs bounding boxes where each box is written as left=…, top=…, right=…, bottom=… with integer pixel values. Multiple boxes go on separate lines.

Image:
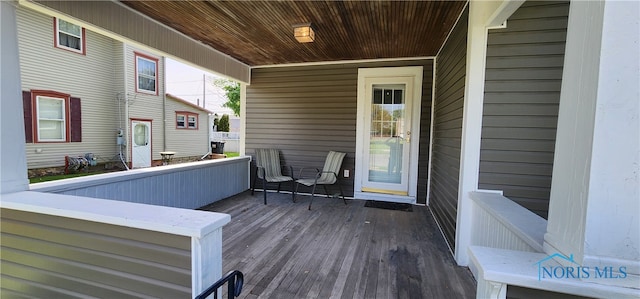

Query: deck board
left=200, top=191, right=476, bottom=298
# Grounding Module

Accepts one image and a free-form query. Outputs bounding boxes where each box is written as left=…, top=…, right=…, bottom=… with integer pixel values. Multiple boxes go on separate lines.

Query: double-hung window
left=187, top=115, right=197, bottom=129
left=176, top=112, right=198, bottom=130
left=176, top=114, right=186, bottom=128
left=35, top=92, right=70, bottom=142
left=23, top=90, right=81, bottom=143
left=135, top=53, right=158, bottom=94
left=54, top=18, right=85, bottom=54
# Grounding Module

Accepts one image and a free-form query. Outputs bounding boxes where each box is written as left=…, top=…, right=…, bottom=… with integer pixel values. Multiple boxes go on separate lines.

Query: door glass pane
left=369, top=85, right=404, bottom=183
left=134, top=123, right=148, bottom=146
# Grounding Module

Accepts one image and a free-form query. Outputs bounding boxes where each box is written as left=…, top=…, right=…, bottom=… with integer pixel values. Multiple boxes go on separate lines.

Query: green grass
left=30, top=172, right=97, bottom=184
left=31, top=154, right=241, bottom=184
left=225, top=152, right=240, bottom=158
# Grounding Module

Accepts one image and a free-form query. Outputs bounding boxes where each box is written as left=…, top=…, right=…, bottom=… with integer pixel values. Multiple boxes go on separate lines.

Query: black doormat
left=364, top=200, right=413, bottom=212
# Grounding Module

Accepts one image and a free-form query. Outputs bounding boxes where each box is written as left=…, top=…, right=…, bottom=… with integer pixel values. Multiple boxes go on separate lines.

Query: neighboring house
left=165, top=93, right=211, bottom=158
left=16, top=6, right=206, bottom=171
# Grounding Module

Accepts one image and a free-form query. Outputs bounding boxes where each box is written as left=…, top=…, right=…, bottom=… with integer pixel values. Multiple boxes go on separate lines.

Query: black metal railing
left=195, top=270, right=244, bottom=299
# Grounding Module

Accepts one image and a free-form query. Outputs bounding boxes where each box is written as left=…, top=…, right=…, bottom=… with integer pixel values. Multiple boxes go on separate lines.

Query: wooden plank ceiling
left=121, top=1, right=466, bottom=67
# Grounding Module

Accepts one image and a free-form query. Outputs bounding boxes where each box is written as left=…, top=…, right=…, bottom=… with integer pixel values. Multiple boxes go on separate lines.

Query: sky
left=165, top=58, right=234, bottom=115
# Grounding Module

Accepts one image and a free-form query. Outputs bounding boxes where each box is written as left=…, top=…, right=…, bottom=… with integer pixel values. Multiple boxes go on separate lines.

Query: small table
left=159, top=151, right=176, bottom=165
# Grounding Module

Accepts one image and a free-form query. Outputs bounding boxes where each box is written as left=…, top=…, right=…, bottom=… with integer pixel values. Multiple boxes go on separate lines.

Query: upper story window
left=135, top=52, right=158, bottom=95
left=176, top=112, right=198, bottom=129
left=54, top=18, right=85, bottom=55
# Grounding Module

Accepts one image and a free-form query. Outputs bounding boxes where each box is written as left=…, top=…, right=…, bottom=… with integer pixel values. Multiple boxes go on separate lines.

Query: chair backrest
left=254, top=148, right=284, bottom=178
left=319, top=151, right=346, bottom=184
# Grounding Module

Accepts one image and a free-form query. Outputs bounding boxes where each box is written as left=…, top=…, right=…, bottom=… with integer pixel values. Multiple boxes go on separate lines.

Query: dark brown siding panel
left=70, top=97, right=82, bottom=142
left=1, top=209, right=191, bottom=298
left=479, top=1, right=569, bottom=219
left=429, top=6, right=468, bottom=251
left=417, top=64, right=434, bottom=204
left=22, top=91, right=32, bottom=143
left=246, top=60, right=433, bottom=198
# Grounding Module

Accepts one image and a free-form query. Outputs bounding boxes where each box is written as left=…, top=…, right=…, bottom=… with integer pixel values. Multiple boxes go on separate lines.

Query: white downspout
left=123, top=44, right=130, bottom=167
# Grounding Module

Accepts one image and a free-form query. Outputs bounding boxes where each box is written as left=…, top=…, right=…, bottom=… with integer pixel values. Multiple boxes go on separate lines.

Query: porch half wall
left=1, top=208, right=192, bottom=297
left=246, top=60, right=433, bottom=202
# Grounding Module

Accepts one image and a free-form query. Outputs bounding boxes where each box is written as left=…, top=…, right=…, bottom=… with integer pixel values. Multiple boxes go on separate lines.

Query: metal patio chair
left=251, top=148, right=294, bottom=204
left=293, top=151, right=347, bottom=210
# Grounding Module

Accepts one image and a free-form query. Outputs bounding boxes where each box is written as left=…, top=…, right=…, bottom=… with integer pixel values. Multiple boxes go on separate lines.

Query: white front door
left=131, top=120, right=151, bottom=168
left=355, top=67, right=423, bottom=203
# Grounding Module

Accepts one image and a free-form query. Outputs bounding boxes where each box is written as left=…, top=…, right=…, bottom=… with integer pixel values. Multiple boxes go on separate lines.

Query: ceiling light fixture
left=293, top=23, right=315, bottom=43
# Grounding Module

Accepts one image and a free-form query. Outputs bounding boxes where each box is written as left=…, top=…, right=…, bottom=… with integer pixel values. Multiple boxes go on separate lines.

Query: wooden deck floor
left=200, top=191, right=476, bottom=299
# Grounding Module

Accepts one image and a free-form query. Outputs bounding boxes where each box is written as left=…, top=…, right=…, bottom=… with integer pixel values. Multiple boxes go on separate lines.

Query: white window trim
left=176, top=114, right=186, bottom=128
left=55, top=18, right=84, bottom=54
left=135, top=53, right=158, bottom=95
left=176, top=112, right=198, bottom=130
left=36, top=95, right=67, bottom=142
left=187, top=115, right=197, bottom=129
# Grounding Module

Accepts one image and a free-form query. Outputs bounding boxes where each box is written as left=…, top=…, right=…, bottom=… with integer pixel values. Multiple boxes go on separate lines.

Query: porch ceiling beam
left=19, top=0, right=251, bottom=83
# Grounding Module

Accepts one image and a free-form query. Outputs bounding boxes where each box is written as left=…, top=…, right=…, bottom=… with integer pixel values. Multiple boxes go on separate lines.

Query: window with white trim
left=176, top=114, right=186, bottom=128
left=55, top=18, right=85, bottom=54
left=135, top=53, right=158, bottom=94
left=176, top=112, right=198, bottom=130
left=36, top=95, right=68, bottom=142
left=187, top=115, right=197, bottom=129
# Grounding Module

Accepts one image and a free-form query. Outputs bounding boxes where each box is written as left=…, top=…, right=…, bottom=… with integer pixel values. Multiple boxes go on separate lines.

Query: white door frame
left=354, top=66, right=423, bottom=203
left=131, top=119, right=152, bottom=168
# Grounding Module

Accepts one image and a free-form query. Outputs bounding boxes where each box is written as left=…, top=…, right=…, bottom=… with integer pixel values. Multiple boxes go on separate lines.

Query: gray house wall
left=429, top=7, right=468, bottom=251
left=479, top=1, right=569, bottom=218
left=246, top=60, right=433, bottom=197
left=17, top=6, right=122, bottom=169
left=1, top=208, right=191, bottom=298
left=165, top=95, right=210, bottom=157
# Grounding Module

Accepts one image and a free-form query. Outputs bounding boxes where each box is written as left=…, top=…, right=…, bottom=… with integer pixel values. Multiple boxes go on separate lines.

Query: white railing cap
left=0, top=191, right=230, bottom=238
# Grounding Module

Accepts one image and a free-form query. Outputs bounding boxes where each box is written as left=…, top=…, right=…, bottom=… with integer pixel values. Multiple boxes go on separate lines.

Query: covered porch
left=1, top=0, right=638, bottom=298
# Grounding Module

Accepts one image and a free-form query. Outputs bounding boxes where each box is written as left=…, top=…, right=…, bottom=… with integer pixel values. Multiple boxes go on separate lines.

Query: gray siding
left=27, top=0, right=250, bottom=83
left=480, top=1, right=569, bottom=218
left=124, top=45, right=166, bottom=163
left=430, top=7, right=468, bottom=251
left=165, top=96, right=210, bottom=157
left=417, top=65, right=434, bottom=204
left=17, top=7, right=122, bottom=169
left=246, top=60, right=433, bottom=197
left=32, top=157, right=250, bottom=209
left=1, top=209, right=191, bottom=298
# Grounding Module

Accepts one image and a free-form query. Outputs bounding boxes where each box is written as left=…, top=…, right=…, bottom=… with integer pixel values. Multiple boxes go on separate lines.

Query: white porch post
left=0, top=1, right=30, bottom=194
left=544, top=0, right=639, bottom=288
left=455, top=0, right=524, bottom=266
left=239, top=82, right=247, bottom=156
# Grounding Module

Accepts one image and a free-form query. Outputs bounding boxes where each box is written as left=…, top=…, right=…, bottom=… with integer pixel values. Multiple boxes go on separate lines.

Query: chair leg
left=262, top=177, right=267, bottom=205
left=277, top=183, right=282, bottom=193
left=339, top=184, right=347, bottom=205
left=323, top=185, right=330, bottom=198
left=251, top=173, right=258, bottom=195
left=308, top=184, right=317, bottom=210
left=293, top=181, right=300, bottom=203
